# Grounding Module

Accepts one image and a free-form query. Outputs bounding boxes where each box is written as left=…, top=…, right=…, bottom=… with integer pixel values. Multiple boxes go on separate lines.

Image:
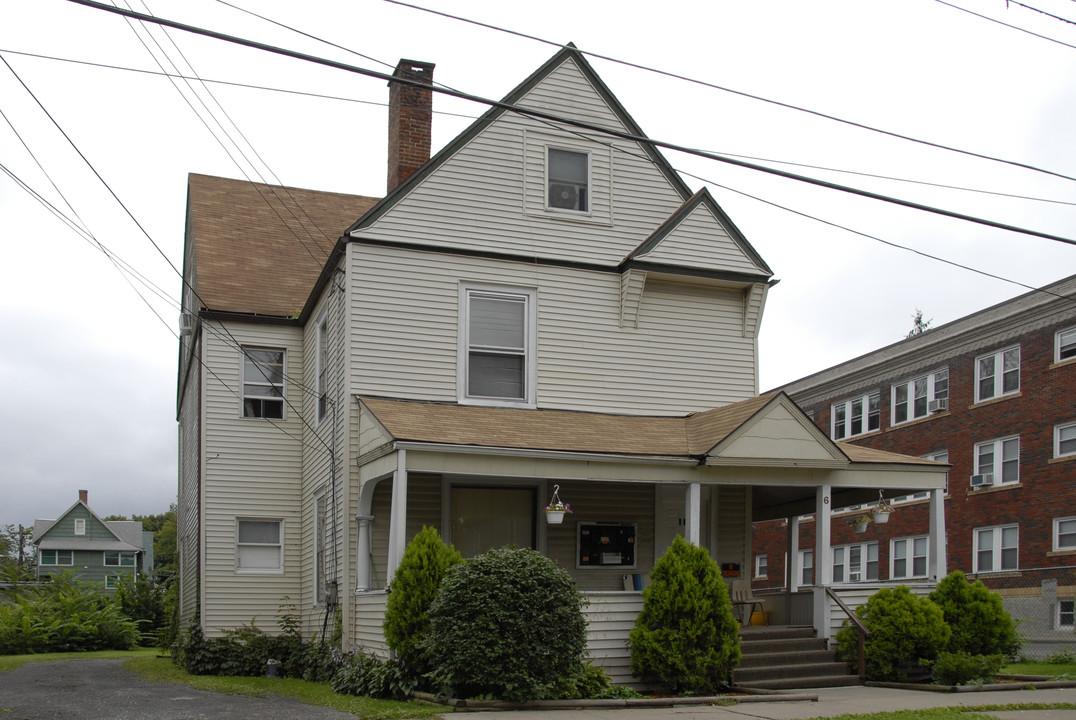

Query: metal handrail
left=826, top=586, right=871, bottom=681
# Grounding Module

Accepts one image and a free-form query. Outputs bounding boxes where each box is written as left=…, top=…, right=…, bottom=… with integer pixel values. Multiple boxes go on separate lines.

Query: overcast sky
left=1, top=0, right=1074, bottom=530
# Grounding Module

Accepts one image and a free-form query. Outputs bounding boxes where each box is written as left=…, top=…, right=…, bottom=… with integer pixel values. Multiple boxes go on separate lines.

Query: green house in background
left=32, top=490, right=154, bottom=588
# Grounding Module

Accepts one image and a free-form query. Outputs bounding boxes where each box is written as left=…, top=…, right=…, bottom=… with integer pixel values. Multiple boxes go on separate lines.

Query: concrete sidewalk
left=445, top=684, right=1076, bottom=719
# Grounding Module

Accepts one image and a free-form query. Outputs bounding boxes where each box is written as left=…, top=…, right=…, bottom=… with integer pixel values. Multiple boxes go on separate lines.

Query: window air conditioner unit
left=970, top=473, right=994, bottom=488
left=549, top=183, right=582, bottom=210
left=928, top=398, right=948, bottom=413
left=179, top=313, right=194, bottom=336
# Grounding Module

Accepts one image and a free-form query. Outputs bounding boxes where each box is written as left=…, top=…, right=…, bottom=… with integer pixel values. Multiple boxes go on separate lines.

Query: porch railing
left=826, top=586, right=870, bottom=681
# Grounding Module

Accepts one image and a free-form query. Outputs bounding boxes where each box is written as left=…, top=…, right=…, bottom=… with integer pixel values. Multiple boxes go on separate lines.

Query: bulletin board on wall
left=577, top=522, right=636, bottom=569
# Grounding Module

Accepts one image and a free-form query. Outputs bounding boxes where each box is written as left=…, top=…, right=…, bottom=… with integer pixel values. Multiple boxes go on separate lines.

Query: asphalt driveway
left=0, top=658, right=365, bottom=719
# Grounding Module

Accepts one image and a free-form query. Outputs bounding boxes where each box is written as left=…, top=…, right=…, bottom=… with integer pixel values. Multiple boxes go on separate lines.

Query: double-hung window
left=755, top=554, right=767, bottom=579
left=799, top=549, right=814, bottom=586
left=104, top=552, right=136, bottom=567
left=975, top=436, right=1020, bottom=486
left=1054, top=517, right=1076, bottom=552
left=547, top=147, right=589, bottom=212
left=236, top=519, right=283, bottom=573
left=314, top=493, right=327, bottom=603
left=832, top=542, right=878, bottom=583
left=1056, top=327, right=1076, bottom=363
left=459, top=285, right=536, bottom=406
left=974, top=525, right=1018, bottom=573
left=892, top=369, right=948, bottom=425
left=831, top=392, right=880, bottom=440
left=242, top=348, right=285, bottom=418
left=976, top=346, right=1020, bottom=402
left=891, top=536, right=928, bottom=579
left=316, top=317, right=329, bottom=423
left=1055, top=422, right=1076, bottom=459
left=1059, top=599, right=1075, bottom=629
left=74, top=518, right=85, bottom=535
left=39, top=549, right=73, bottom=566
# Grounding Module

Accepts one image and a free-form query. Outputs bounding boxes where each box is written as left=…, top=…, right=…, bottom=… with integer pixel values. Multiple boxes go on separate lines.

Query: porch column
left=386, top=449, right=408, bottom=584
left=813, top=484, right=833, bottom=642
left=789, top=515, right=801, bottom=592
left=354, top=514, right=373, bottom=592
left=928, top=488, right=947, bottom=580
left=684, top=482, right=702, bottom=545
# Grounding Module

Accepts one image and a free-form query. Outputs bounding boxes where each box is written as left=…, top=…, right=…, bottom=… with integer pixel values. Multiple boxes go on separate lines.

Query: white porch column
left=354, top=514, right=374, bottom=592
left=813, top=484, right=833, bottom=642
left=385, top=449, right=408, bottom=585
left=790, top=516, right=801, bottom=593
left=684, top=483, right=702, bottom=545
left=928, top=488, right=947, bottom=580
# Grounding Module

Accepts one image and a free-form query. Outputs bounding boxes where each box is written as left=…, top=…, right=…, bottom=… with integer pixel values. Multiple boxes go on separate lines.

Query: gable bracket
left=620, top=269, right=647, bottom=329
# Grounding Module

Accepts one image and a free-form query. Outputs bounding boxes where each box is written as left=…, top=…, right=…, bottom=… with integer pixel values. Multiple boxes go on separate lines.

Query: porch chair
left=730, top=578, right=765, bottom=626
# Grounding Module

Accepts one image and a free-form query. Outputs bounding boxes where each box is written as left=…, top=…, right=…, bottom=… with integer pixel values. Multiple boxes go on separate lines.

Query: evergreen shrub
left=929, top=651, right=1005, bottom=686
left=628, top=536, right=741, bottom=694
left=836, top=585, right=950, bottom=681
left=426, top=547, right=587, bottom=701
left=929, top=570, right=1021, bottom=659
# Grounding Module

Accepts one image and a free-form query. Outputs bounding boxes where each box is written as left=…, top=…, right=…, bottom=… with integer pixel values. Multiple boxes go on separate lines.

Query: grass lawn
left=0, top=647, right=158, bottom=673
left=1001, top=660, right=1076, bottom=679
left=821, top=707, right=1076, bottom=720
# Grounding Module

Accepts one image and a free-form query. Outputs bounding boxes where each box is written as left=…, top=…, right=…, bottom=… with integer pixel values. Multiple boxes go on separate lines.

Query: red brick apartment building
left=754, top=274, right=1076, bottom=658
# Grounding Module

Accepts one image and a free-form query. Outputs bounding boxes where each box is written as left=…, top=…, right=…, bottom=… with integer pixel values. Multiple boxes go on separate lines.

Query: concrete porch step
left=735, top=674, right=862, bottom=690
left=737, top=649, right=839, bottom=668
left=733, top=661, right=853, bottom=683
left=733, top=625, right=859, bottom=691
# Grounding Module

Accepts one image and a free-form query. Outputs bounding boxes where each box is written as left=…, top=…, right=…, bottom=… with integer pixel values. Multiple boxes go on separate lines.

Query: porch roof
left=358, top=394, right=941, bottom=467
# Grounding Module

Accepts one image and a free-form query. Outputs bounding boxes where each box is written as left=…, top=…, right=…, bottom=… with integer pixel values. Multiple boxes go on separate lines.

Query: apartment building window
left=974, top=525, right=1018, bottom=573
left=314, top=493, right=327, bottom=603
left=547, top=147, right=589, bottom=212
left=236, top=519, right=283, bottom=573
left=833, top=542, right=878, bottom=583
left=892, top=368, right=948, bottom=425
left=1059, top=599, right=1075, bottom=629
left=976, top=346, right=1020, bottom=402
left=459, top=285, right=536, bottom=406
left=754, top=554, right=767, bottom=579
left=1055, top=422, right=1076, bottom=459
left=799, top=549, right=813, bottom=586
left=316, top=316, right=329, bottom=423
left=831, top=392, right=880, bottom=440
left=975, top=437, right=1020, bottom=486
left=891, top=536, right=928, bottom=579
left=1054, top=517, right=1076, bottom=552
left=1056, top=327, right=1076, bottom=363
left=242, top=348, right=285, bottom=419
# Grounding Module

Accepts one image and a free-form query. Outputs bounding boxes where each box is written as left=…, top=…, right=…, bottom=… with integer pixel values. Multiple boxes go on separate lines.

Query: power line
left=384, top=0, right=1076, bottom=185
left=5, top=45, right=1075, bottom=210
left=1005, top=0, right=1076, bottom=26
left=61, top=0, right=1076, bottom=247
left=935, top=0, right=1076, bottom=50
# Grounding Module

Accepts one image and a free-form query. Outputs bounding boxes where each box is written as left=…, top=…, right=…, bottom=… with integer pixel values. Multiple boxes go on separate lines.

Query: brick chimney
left=79, top=489, right=88, bottom=504
left=387, top=59, right=435, bottom=193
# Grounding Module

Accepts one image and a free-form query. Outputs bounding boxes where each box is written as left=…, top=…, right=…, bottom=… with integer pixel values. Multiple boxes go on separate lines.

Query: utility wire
left=936, top=0, right=1076, bottom=50
left=4, top=45, right=1074, bottom=209
left=384, top=0, right=1076, bottom=184
left=1006, top=0, right=1076, bottom=26
left=60, top=0, right=1076, bottom=247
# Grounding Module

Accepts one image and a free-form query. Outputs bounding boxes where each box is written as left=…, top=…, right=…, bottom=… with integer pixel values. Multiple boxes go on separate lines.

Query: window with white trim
left=104, top=552, right=136, bottom=567
left=236, top=519, right=283, bottom=573
left=547, top=147, right=589, bottom=212
left=833, top=542, right=878, bottom=583
left=39, top=549, right=73, bottom=566
left=891, top=536, right=928, bottom=579
left=314, top=492, right=327, bottom=603
left=316, top=316, right=329, bottom=423
left=831, top=392, right=880, bottom=440
left=74, top=518, right=85, bottom=535
left=1058, top=599, right=1074, bottom=629
left=1055, top=422, right=1076, bottom=459
left=1054, top=517, right=1076, bottom=552
left=892, top=368, right=949, bottom=425
left=755, top=554, right=767, bottom=579
left=459, top=285, right=536, bottom=406
left=897, top=451, right=948, bottom=502
left=242, top=348, right=285, bottom=419
left=976, top=346, right=1020, bottom=402
left=799, top=549, right=814, bottom=586
left=975, top=436, right=1020, bottom=485
left=1056, top=327, right=1076, bottom=363
left=974, top=524, right=1018, bottom=573
left=105, top=574, right=123, bottom=590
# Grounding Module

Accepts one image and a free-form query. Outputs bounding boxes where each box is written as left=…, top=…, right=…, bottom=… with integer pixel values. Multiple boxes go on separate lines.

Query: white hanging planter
left=873, top=510, right=891, bottom=524
left=544, top=484, right=571, bottom=526
left=546, top=510, right=566, bottom=525
left=853, top=520, right=869, bottom=534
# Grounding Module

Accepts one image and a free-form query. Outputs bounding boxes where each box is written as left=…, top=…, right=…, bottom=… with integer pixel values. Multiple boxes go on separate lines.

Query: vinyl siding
left=582, top=593, right=645, bottom=685
left=348, top=245, right=757, bottom=414
left=177, top=331, right=202, bottom=625
left=635, top=203, right=766, bottom=276
left=200, top=321, right=304, bottom=635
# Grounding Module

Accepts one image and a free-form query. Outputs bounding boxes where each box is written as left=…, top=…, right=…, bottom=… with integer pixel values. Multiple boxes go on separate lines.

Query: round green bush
left=426, top=547, right=587, bottom=701
left=628, top=536, right=741, bottom=694
left=836, top=585, right=950, bottom=681
left=382, top=525, right=462, bottom=681
left=929, top=570, right=1021, bottom=660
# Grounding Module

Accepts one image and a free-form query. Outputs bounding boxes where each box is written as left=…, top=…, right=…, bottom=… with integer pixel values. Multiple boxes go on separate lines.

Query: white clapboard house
left=176, top=47, right=947, bottom=682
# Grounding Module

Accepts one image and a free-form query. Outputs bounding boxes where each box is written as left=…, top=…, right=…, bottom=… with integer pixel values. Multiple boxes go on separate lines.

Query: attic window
left=547, top=148, right=588, bottom=212
left=74, top=518, right=86, bottom=536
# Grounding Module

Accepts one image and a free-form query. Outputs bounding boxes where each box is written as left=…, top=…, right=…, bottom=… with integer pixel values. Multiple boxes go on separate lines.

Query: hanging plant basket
left=853, top=520, right=869, bottom=534
left=544, top=485, right=571, bottom=526
left=873, top=510, right=891, bottom=524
